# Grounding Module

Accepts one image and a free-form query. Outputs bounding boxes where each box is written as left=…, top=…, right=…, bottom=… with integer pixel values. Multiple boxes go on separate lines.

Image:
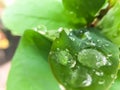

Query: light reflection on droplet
left=95, top=71, right=104, bottom=77
left=58, top=27, right=63, bottom=32
left=84, top=32, right=92, bottom=40
left=33, top=25, right=47, bottom=35
left=96, top=56, right=108, bottom=68
left=97, top=40, right=101, bottom=42
left=82, top=74, right=92, bottom=87
left=54, top=49, right=77, bottom=68
left=90, top=41, right=96, bottom=46
left=111, top=74, right=117, bottom=79
left=69, top=60, right=76, bottom=68
left=57, top=48, right=60, bottom=51
left=69, top=36, right=75, bottom=41
left=107, top=54, right=112, bottom=57
left=78, top=49, right=108, bottom=68
left=59, top=84, right=66, bottom=90
left=98, top=80, right=105, bottom=85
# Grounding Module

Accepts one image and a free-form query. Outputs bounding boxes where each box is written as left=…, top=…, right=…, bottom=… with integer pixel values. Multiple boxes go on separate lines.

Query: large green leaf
left=97, top=1, right=120, bottom=47
left=2, top=0, right=78, bottom=35
left=110, top=70, right=120, bottom=90
left=7, top=30, right=60, bottom=90
left=62, top=0, right=106, bottom=25
left=49, top=28, right=119, bottom=90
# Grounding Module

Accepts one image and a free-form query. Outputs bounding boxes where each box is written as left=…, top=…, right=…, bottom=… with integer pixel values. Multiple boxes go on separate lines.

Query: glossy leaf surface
left=62, top=0, right=105, bottom=24
left=7, top=30, right=60, bottom=90
left=2, top=0, right=76, bottom=35
left=49, top=28, right=119, bottom=90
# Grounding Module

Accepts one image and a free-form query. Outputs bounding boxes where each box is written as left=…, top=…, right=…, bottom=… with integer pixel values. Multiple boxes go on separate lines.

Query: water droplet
left=33, top=25, right=47, bottom=34
left=98, top=45, right=102, bottom=48
left=104, top=43, right=109, bottom=47
left=79, top=30, right=83, bottom=34
left=69, top=11, right=74, bottom=15
left=69, top=32, right=76, bottom=41
left=70, top=61, right=76, bottom=68
left=98, top=80, right=105, bottom=85
left=111, top=74, right=117, bottom=79
left=95, top=71, right=104, bottom=76
left=55, top=50, right=75, bottom=67
left=81, top=74, right=92, bottom=87
left=69, top=36, right=75, bottom=41
left=107, top=62, right=112, bottom=66
left=107, top=54, right=112, bottom=57
left=59, top=84, right=66, bottom=90
left=85, top=32, right=92, bottom=40
left=78, top=49, right=108, bottom=68
left=58, top=27, right=63, bottom=32
left=90, top=41, right=96, bottom=46
left=56, top=48, right=60, bottom=51
left=69, top=32, right=73, bottom=36
left=96, top=55, right=108, bottom=68
left=97, top=40, right=101, bottom=42
left=49, top=51, right=53, bottom=55
left=65, top=49, right=69, bottom=52
left=69, top=72, right=92, bottom=88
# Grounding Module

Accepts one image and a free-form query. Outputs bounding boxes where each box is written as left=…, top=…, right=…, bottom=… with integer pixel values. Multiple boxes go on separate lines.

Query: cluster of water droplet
left=49, top=28, right=119, bottom=90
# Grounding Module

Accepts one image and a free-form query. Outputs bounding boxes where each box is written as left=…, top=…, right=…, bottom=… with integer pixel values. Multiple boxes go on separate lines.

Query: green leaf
left=110, top=70, right=120, bottom=90
left=7, top=30, right=60, bottom=90
left=49, top=28, right=119, bottom=90
left=62, top=0, right=106, bottom=24
left=2, top=0, right=76, bottom=35
left=97, top=1, right=120, bottom=47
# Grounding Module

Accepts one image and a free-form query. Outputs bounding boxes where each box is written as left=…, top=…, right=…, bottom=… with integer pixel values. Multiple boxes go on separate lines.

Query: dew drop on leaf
left=98, top=80, right=105, bottom=85
left=53, top=49, right=76, bottom=68
left=95, top=71, right=104, bottom=77
left=77, top=49, right=108, bottom=68
left=111, top=74, right=117, bottom=79
left=81, top=74, right=92, bottom=87
left=68, top=70, right=92, bottom=88
left=33, top=25, right=47, bottom=35
left=84, top=31, right=92, bottom=40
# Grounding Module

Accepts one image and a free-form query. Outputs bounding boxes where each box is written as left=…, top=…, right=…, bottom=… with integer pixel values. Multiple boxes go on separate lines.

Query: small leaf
left=97, top=1, right=120, bottom=47
left=62, top=0, right=106, bottom=25
left=49, top=28, right=119, bottom=90
left=7, top=30, right=60, bottom=90
left=2, top=0, right=76, bottom=35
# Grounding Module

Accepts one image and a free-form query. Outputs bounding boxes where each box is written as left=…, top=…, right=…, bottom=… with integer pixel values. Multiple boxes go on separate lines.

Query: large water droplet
left=68, top=70, right=92, bottom=88
left=77, top=49, right=108, bottom=68
left=55, top=49, right=75, bottom=68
